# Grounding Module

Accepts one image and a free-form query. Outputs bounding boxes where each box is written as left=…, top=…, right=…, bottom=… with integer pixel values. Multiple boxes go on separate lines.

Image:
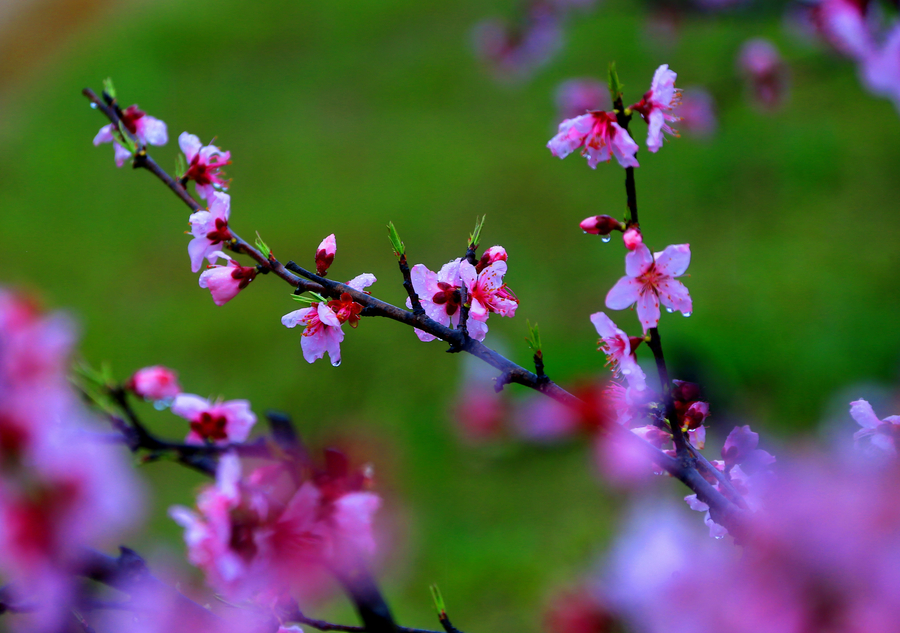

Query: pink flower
left=675, top=88, right=717, bottom=139
left=589, top=312, right=646, bottom=391
left=198, top=251, right=258, bottom=306
left=127, top=366, right=181, bottom=401
left=472, top=6, right=563, bottom=82
left=605, top=243, right=692, bottom=332
left=93, top=105, right=167, bottom=167
left=408, top=259, right=487, bottom=342
left=850, top=399, right=900, bottom=454
left=555, top=78, right=611, bottom=121
left=171, top=394, right=257, bottom=445
left=315, top=234, right=337, bottom=276
left=548, top=111, right=640, bottom=169
left=282, top=302, right=345, bottom=365
left=460, top=259, right=519, bottom=321
left=721, top=424, right=776, bottom=472
left=188, top=192, right=233, bottom=273
left=178, top=132, right=231, bottom=200
left=738, top=38, right=789, bottom=110
left=631, top=64, right=681, bottom=153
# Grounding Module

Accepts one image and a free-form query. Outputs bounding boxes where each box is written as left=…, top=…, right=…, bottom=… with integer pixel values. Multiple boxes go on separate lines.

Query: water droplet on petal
left=601, top=235, right=612, bottom=243
left=682, top=312, right=692, bottom=318
left=90, top=102, right=98, bottom=109
left=153, top=399, right=168, bottom=411
left=665, top=307, right=675, bottom=314
left=331, top=358, right=342, bottom=367
left=714, top=535, right=724, bottom=540
left=582, top=230, right=588, bottom=234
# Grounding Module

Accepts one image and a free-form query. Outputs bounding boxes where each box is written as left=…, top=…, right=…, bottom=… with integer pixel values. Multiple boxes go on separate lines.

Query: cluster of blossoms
left=0, top=290, right=141, bottom=630
left=169, top=449, right=381, bottom=605
left=547, top=64, right=681, bottom=168
left=407, top=246, right=518, bottom=343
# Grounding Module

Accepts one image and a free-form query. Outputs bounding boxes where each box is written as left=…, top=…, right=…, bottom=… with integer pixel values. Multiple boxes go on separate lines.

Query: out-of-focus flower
left=316, top=234, right=337, bottom=277
left=738, top=38, right=789, bottom=110
left=170, top=450, right=381, bottom=603
left=861, top=22, right=900, bottom=112
left=472, top=5, right=563, bottom=82
left=188, top=192, right=232, bottom=273
left=590, top=312, right=646, bottom=391
left=631, top=64, right=681, bottom=153
left=282, top=302, right=345, bottom=365
left=198, top=252, right=258, bottom=306
left=127, top=366, right=181, bottom=401
left=0, top=289, right=142, bottom=631
left=171, top=394, right=257, bottom=445
left=555, top=79, right=611, bottom=121
left=605, top=243, right=692, bottom=332
left=721, top=424, right=776, bottom=472
left=606, top=452, right=900, bottom=633
left=675, top=87, right=717, bottom=138
left=850, top=398, right=900, bottom=454
left=544, top=586, right=621, bottom=633
left=812, top=0, right=874, bottom=60
left=548, top=111, right=640, bottom=168
left=179, top=132, right=231, bottom=200
left=93, top=105, right=168, bottom=166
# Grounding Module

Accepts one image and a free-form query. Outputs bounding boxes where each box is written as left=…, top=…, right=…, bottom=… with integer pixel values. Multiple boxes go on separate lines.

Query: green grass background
left=1, top=0, right=899, bottom=630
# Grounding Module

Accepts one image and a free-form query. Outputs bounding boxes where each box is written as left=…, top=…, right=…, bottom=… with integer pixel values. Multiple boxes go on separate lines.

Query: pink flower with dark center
left=605, top=243, right=692, bottom=332
left=460, top=259, right=518, bottom=321
left=315, top=234, right=337, bottom=276
left=171, top=394, right=257, bottom=445
left=198, top=252, right=258, bottom=306
left=127, top=366, right=181, bottom=401
left=408, top=260, right=488, bottom=342
left=548, top=111, right=640, bottom=169
left=850, top=399, right=900, bottom=454
left=93, top=105, right=167, bottom=167
left=188, top=192, right=233, bottom=273
left=631, top=64, right=682, bottom=153
left=590, top=312, right=646, bottom=391
left=178, top=132, right=231, bottom=200
left=475, top=245, right=508, bottom=273
left=555, top=78, right=611, bottom=121
left=281, top=302, right=345, bottom=365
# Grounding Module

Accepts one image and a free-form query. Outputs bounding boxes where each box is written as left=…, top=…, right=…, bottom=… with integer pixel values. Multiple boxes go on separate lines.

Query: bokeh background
left=1, top=0, right=899, bottom=630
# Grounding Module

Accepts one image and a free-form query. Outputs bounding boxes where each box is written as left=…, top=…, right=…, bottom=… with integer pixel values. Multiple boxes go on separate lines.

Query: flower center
left=432, top=282, right=462, bottom=316
left=191, top=411, right=229, bottom=441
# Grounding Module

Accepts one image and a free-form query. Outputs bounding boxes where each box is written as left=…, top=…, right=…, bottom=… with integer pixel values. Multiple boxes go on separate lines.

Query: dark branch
left=398, top=254, right=425, bottom=315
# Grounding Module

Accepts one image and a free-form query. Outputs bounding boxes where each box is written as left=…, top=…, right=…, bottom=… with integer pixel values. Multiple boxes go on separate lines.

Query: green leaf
left=255, top=231, right=272, bottom=259
left=290, top=291, right=327, bottom=305
left=102, top=77, right=117, bottom=100
left=468, top=215, right=486, bottom=249
left=429, top=585, right=446, bottom=617
left=608, top=62, right=625, bottom=104
left=175, top=153, right=187, bottom=179
left=525, top=320, right=542, bottom=354
left=387, top=221, right=405, bottom=257
left=115, top=121, right=137, bottom=153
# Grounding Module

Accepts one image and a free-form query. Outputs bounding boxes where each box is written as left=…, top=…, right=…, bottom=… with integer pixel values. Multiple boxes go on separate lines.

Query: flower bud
left=682, top=401, right=710, bottom=430
left=475, top=245, right=508, bottom=273
left=315, top=234, right=337, bottom=276
left=580, top=215, right=624, bottom=236
left=127, top=366, right=181, bottom=401
left=623, top=227, right=643, bottom=250
left=672, top=380, right=701, bottom=403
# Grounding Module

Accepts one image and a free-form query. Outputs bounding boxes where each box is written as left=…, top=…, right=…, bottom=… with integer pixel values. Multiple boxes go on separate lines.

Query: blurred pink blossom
left=590, top=312, right=646, bottom=391
left=738, top=38, right=789, bottom=110
left=850, top=398, right=900, bottom=454
left=555, top=79, right=611, bottom=121
left=675, top=88, right=717, bottom=138
left=127, top=365, right=181, bottom=401
left=171, top=394, right=257, bottom=445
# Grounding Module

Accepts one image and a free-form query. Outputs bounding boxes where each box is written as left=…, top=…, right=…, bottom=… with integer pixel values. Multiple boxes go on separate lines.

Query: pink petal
left=606, top=277, right=642, bottom=310
left=93, top=124, right=114, bottom=145
left=437, top=259, right=462, bottom=285
left=850, top=399, right=881, bottom=430
left=171, top=394, right=211, bottom=421
left=113, top=142, right=132, bottom=167
left=188, top=237, right=212, bottom=273
left=590, top=311, right=620, bottom=340
left=625, top=245, right=654, bottom=278
left=179, top=132, right=202, bottom=162
left=654, top=244, right=691, bottom=277
left=140, top=116, right=168, bottom=146
left=609, top=123, right=640, bottom=168
left=466, top=317, right=489, bottom=341
left=656, top=278, right=692, bottom=315
left=458, top=261, right=478, bottom=291
left=208, top=192, right=231, bottom=222
left=316, top=303, right=342, bottom=328
left=414, top=328, right=437, bottom=342
left=347, top=273, right=376, bottom=292
left=410, top=264, right=435, bottom=297
left=220, top=401, right=256, bottom=442
left=636, top=290, right=661, bottom=332
left=282, top=307, right=314, bottom=329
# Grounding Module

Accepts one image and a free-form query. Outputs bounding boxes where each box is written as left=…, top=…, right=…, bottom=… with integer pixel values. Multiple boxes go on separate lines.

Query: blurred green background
left=1, top=0, right=899, bottom=629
